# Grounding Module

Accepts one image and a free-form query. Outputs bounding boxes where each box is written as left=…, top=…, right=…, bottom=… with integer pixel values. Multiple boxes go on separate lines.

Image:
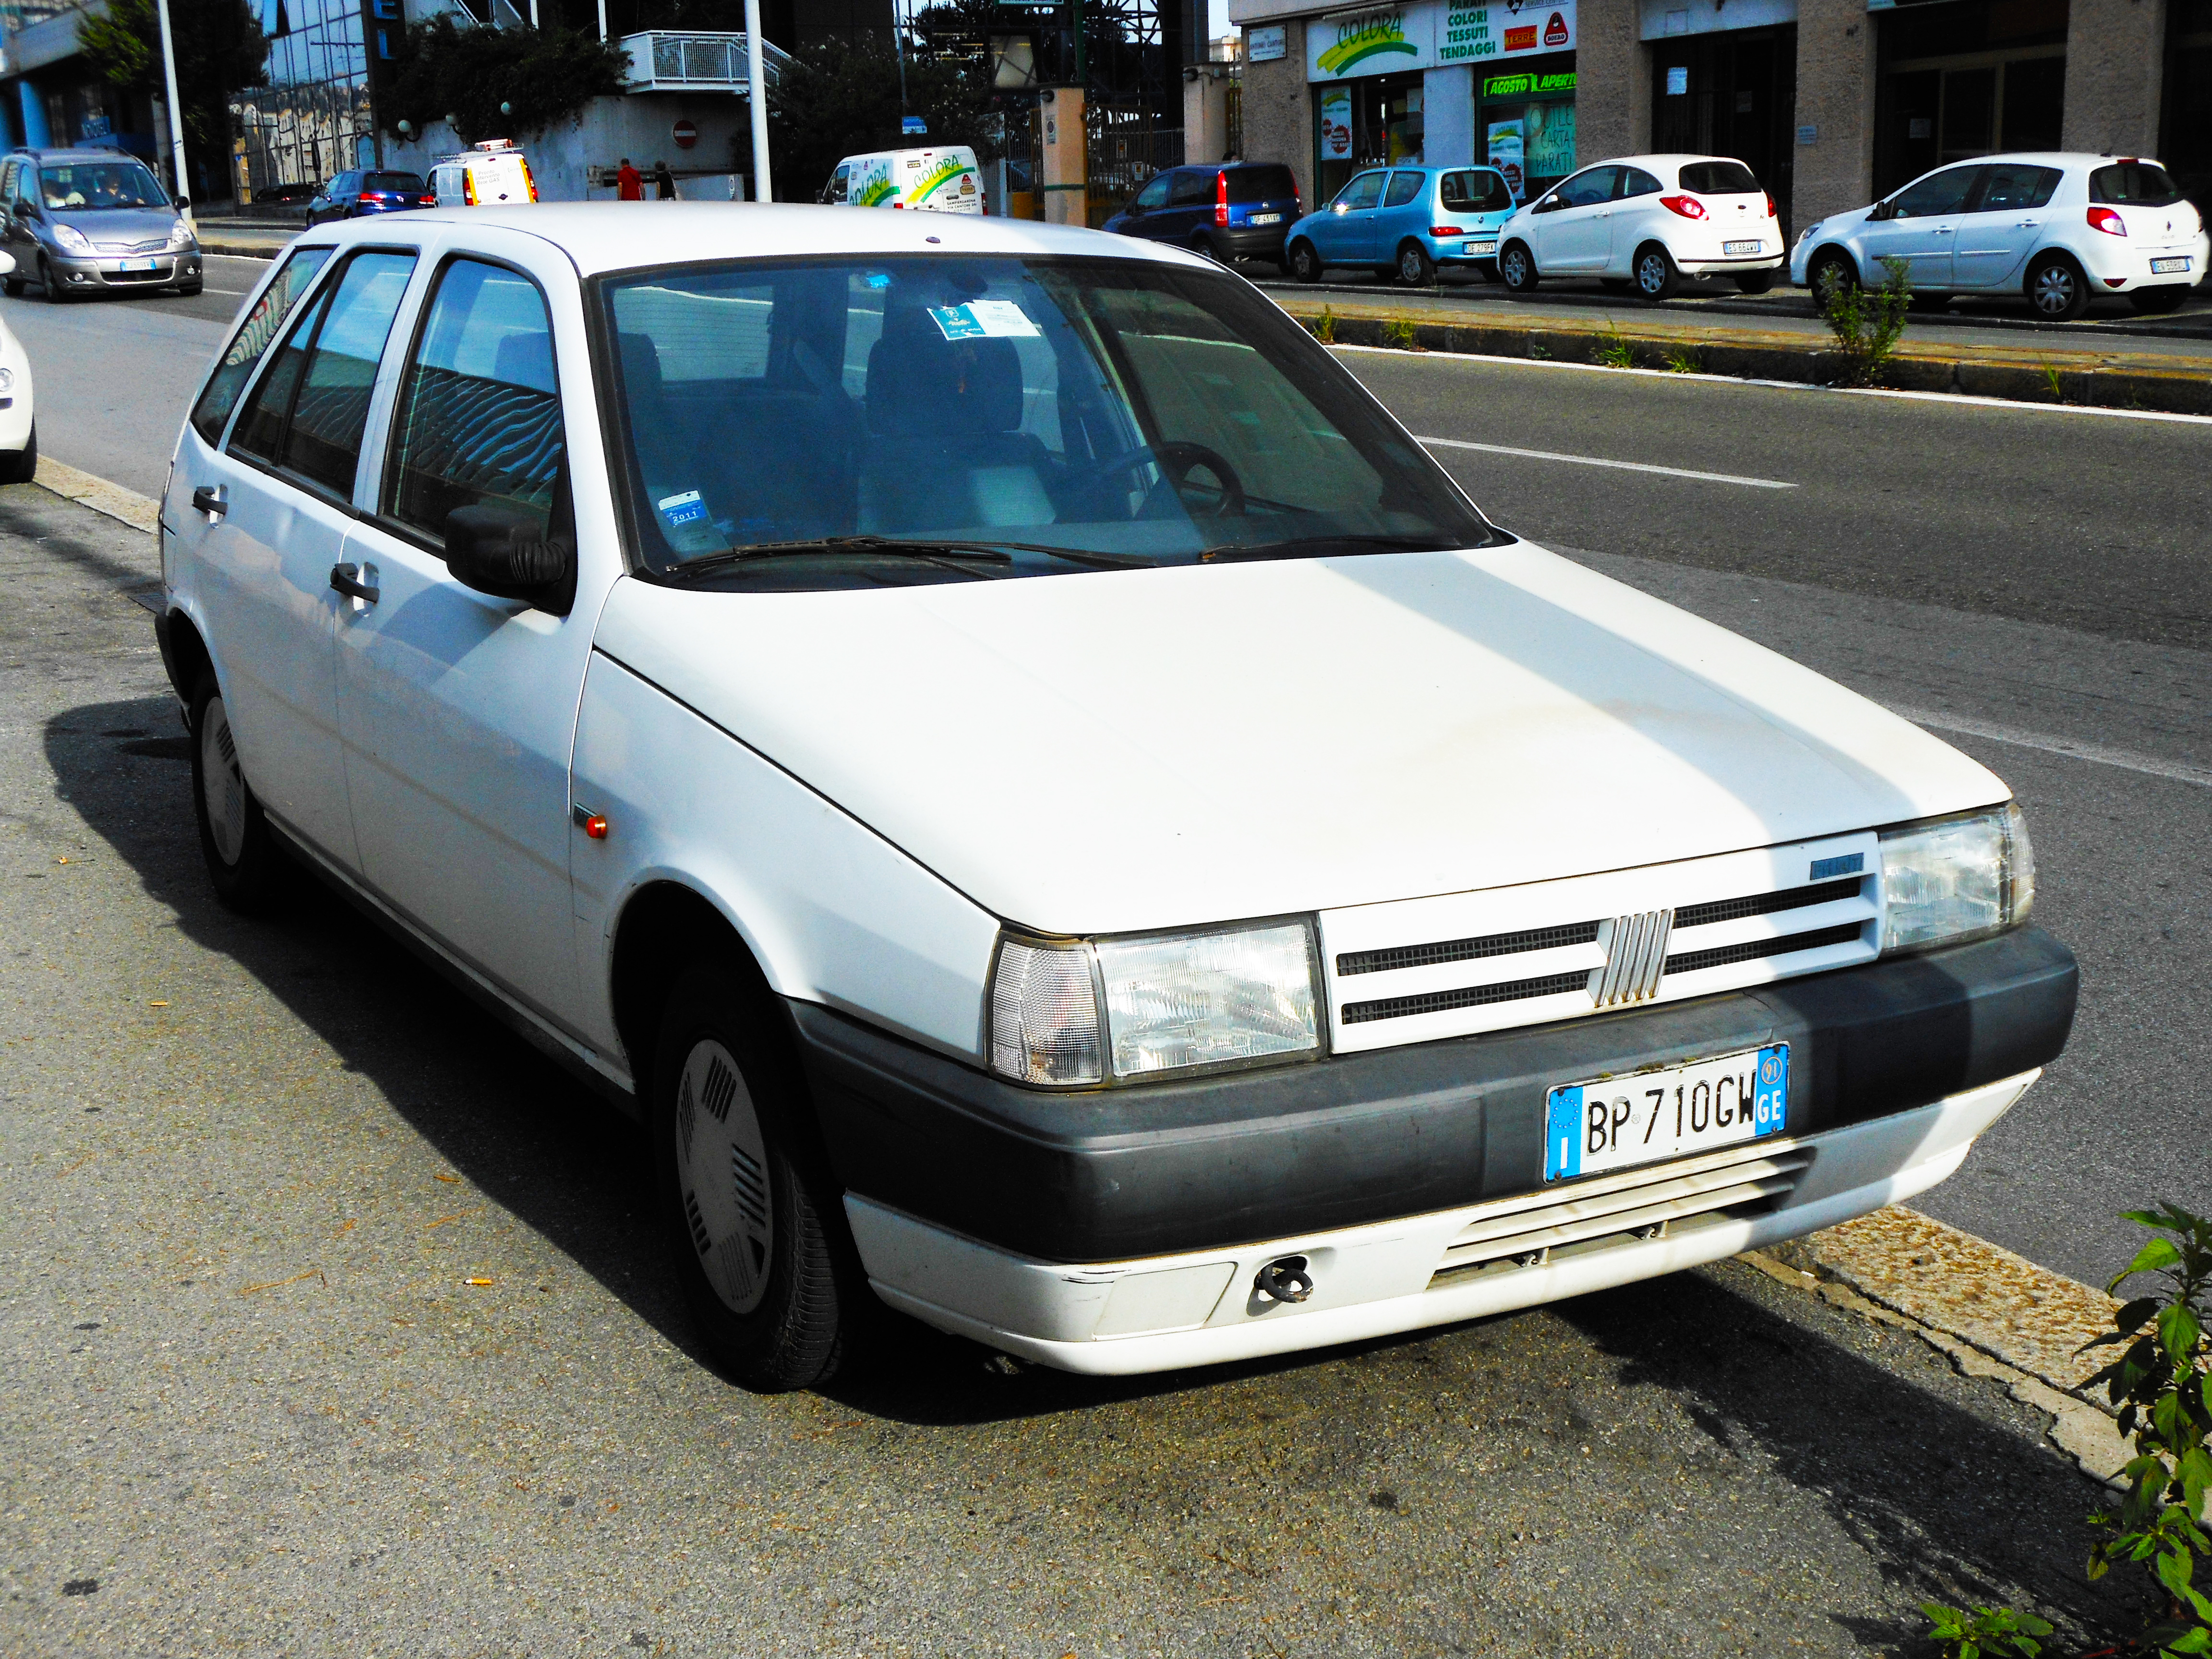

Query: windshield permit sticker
left=657, top=489, right=707, bottom=529
left=864, top=272, right=891, bottom=289
left=927, top=300, right=1041, bottom=341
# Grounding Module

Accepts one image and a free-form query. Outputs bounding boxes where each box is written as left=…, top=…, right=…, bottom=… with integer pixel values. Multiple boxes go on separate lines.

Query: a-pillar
left=2060, top=0, right=2165, bottom=156
left=1040, top=85, right=1088, bottom=227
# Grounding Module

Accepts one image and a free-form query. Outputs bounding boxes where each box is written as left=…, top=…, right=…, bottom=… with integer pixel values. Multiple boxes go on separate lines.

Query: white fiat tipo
left=1495, top=153, right=1787, bottom=299
left=159, top=204, right=2073, bottom=1391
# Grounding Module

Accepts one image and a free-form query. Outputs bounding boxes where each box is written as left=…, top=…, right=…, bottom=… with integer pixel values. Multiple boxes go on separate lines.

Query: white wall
left=382, top=95, right=755, bottom=203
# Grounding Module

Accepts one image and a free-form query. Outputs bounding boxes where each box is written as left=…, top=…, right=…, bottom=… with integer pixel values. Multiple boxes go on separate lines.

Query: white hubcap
left=200, top=696, right=247, bottom=865
left=675, top=1039, right=773, bottom=1316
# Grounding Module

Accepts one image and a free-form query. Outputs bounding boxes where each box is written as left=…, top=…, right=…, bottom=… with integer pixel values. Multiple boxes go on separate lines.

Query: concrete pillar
left=1424, top=63, right=1476, bottom=165
left=1791, top=0, right=1877, bottom=227
left=1575, top=0, right=1650, bottom=159
left=1040, top=85, right=1087, bottom=227
left=1184, top=70, right=1237, bottom=164
left=2061, top=0, right=2165, bottom=156
left=18, top=81, right=50, bottom=149
left=1239, top=22, right=1315, bottom=209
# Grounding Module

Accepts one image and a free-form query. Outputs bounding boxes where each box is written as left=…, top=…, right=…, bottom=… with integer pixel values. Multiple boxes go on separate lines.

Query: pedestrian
left=652, top=159, right=677, bottom=201
left=616, top=157, right=643, bottom=201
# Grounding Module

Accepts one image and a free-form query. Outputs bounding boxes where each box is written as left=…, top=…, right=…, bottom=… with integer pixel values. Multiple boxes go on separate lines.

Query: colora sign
left=1312, top=8, right=1424, bottom=76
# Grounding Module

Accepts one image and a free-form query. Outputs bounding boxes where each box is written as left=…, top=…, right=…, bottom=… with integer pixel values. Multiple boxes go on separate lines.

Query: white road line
left=1890, top=705, right=2212, bottom=789
left=1418, top=434, right=1797, bottom=489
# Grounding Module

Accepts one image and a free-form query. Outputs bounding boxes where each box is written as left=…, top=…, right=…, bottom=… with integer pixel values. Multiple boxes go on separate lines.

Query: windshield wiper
left=1199, top=533, right=1466, bottom=563
left=657, top=535, right=1157, bottom=581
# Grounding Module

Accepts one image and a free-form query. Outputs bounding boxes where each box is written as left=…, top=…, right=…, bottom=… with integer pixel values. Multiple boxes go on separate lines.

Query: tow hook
left=1254, top=1255, right=1315, bottom=1305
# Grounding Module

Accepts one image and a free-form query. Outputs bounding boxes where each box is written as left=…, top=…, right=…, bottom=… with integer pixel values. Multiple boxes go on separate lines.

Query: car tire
left=175, top=280, right=204, bottom=297
left=1287, top=239, right=1322, bottom=284
left=1, top=274, right=19, bottom=297
left=39, top=257, right=72, bottom=303
left=1395, top=240, right=1435, bottom=287
left=652, top=957, right=859, bottom=1392
left=189, top=673, right=288, bottom=914
left=1188, top=232, right=1220, bottom=263
left=0, top=421, right=35, bottom=485
left=1807, top=248, right=1859, bottom=306
left=1498, top=241, right=1539, bottom=294
left=1734, top=270, right=1778, bottom=295
left=2026, top=253, right=2088, bottom=322
left=1633, top=242, right=1681, bottom=301
left=2128, top=285, right=2188, bottom=315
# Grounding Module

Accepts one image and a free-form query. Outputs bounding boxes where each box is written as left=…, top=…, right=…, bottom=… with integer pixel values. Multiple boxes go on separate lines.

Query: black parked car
left=305, top=169, right=433, bottom=225
left=254, top=180, right=320, bottom=205
left=1104, top=162, right=1301, bottom=265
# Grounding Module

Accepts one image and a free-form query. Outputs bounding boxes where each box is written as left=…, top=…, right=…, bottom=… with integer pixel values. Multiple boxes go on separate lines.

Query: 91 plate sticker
left=928, top=300, right=1041, bottom=340
left=657, top=489, right=706, bottom=528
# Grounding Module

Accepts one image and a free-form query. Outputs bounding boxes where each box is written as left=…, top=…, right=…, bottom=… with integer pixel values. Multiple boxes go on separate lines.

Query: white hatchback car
left=1791, top=154, right=2208, bottom=320
left=1496, top=154, right=1785, bottom=300
left=0, top=250, right=36, bottom=483
left=158, top=204, right=2074, bottom=1391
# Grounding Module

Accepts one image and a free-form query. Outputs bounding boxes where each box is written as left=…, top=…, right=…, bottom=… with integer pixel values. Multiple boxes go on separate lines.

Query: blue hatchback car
left=1285, top=164, right=1518, bottom=285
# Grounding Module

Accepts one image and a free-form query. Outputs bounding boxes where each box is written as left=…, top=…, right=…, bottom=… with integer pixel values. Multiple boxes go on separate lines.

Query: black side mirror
left=1868, top=201, right=1894, bottom=221
left=12, top=201, right=32, bottom=220
left=444, top=504, right=576, bottom=615
left=174, top=194, right=191, bottom=211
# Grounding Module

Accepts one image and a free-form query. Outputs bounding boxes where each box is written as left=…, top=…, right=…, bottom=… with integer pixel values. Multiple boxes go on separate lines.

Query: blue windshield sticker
left=927, top=299, right=1041, bottom=341
left=657, top=489, right=706, bottom=529
left=864, top=272, right=891, bottom=289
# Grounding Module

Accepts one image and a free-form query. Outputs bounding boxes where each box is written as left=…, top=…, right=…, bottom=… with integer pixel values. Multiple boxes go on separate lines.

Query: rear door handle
left=191, top=484, right=226, bottom=518
left=329, top=563, right=378, bottom=604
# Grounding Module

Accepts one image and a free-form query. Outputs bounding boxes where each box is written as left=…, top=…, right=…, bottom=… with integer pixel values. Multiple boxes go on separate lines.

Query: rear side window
left=190, top=247, right=332, bottom=445
left=1618, top=167, right=1663, bottom=198
left=1441, top=170, right=1513, bottom=213
left=1226, top=165, right=1296, bottom=204
left=1975, top=163, right=2061, bottom=212
left=386, top=259, right=565, bottom=539
left=1168, top=170, right=1211, bottom=207
left=1677, top=161, right=1759, bottom=195
left=2090, top=162, right=2184, bottom=206
left=1383, top=171, right=1423, bottom=208
left=231, top=250, right=417, bottom=498
left=1888, top=167, right=1976, bottom=218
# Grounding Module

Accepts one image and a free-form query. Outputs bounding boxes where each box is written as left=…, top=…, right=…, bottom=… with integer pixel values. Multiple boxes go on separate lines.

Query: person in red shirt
left=616, top=158, right=643, bottom=201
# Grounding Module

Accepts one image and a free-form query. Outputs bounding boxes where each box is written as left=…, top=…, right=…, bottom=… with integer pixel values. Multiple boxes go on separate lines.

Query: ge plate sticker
left=928, top=300, right=1041, bottom=341
left=657, top=489, right=706, bottom=528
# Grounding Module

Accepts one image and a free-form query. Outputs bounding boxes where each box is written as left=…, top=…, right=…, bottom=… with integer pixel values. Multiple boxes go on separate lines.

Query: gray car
left=0, top=147, right=203, bottom=301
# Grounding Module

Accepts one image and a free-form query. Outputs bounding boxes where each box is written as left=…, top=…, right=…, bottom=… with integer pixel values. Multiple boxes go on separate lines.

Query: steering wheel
left=1076, top=442, right=1248, bottom=518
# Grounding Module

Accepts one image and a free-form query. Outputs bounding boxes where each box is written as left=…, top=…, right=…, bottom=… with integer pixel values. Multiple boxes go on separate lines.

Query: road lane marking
left=1418, top=434, right=1797, bottom=489
left=1888, top=705, right=2212, bottom=789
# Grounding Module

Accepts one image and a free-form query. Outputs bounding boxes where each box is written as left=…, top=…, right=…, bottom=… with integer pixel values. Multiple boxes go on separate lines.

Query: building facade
left=1233, top=0, right=2201, bottom=233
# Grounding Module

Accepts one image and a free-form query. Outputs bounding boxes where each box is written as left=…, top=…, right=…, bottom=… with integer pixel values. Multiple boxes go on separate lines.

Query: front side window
left=600, top=255, right=1495, bottom=590
left=1383, top=171, right=1425, bottom=208
left=1888, top=167, right=1976, bottom=218
left=386, top=259, right=564, bottom=539
left=2089, top=162, right=2183, bottom=206
left=1553, top=167, right=1617, bottom=209
left=1132, top=174, right=1171, bottom=211
left=231, top=250, right=417, bottom=498
left=191, top=247, right=334, bottom=445
left=1334, top=170, right=1386, bottom=210
left=1974, top=163, right=2061, bottom=212
left=40, top=160, right=168, bottom=210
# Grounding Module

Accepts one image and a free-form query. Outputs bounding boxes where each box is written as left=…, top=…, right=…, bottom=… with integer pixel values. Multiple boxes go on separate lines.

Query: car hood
left=51, top=205, right=180, bottom=243
left=592, top=541, right=2008, bottom=937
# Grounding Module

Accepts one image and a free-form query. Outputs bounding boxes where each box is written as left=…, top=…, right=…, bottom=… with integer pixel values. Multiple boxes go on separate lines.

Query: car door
left=331, top=240, right=601, bottom=1032
left=1373, top=168, right=1427, bottom=260
left=1532, top=166, right=1619, bottom=270
left=1606, top=165, right=1665, bottom=272
left=1951, top=161, right=2061, bottom=289
left=1162, top=168, right=1212, bottom=243
left=1316, top=169, right=1386, bottom=262
left=1121, top=171, right=1171, bottom=239
left=1857, top=165, right=1978, bottom=288
left=176, top=245, right=412, bottom=867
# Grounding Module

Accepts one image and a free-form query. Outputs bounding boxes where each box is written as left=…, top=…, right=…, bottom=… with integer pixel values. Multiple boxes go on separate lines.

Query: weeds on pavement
left=1817, top=254, right=1911, bottom=385
left=1664, top=345, right=1702, bottom=374
left=1384, top=317, right=1421, bottom=350
left=1312, top=307, right=1337, bottom=344
left=1920, top=1603, right=2052, bottom=1659
left=2035, top=357, right=2066, bottom=401
left=1594, top=321, right=1634, bottom=369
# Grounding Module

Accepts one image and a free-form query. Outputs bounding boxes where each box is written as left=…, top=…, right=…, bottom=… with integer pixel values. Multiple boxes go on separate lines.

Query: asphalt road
left=0, top=484, right=2155, bottom=1653
left=1337, top=349, right=2211, bottom=1285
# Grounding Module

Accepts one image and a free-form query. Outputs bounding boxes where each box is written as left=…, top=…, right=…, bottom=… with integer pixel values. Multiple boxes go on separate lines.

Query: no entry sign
left=672, top=119, right=698, bottom=151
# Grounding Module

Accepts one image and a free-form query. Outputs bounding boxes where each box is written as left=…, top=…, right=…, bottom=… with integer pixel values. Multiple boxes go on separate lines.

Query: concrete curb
left=1289, top=306, right=2212, bottom=416
left=36, top=459, right=161, bottom=535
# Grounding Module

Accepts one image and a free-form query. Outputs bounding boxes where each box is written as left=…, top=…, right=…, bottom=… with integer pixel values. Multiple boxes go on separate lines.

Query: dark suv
left=1104, top=162, right=1301, bottom=265
left=0, top=147, right=202, bottom=301
left=306, top=170, right=433, bottom=225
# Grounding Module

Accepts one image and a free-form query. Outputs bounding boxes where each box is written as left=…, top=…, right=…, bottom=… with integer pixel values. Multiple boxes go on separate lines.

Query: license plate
left=1249, top=213, right=1282, bottom=226
left=1723, top=240, right=1763, bottom=256
left=1466, top=239, right=1497, bottom=255
left=115, top=258, right=160, bottom=272
left=1544, top=1044, right=1788, bottom=1182
left=2151, top=256, right=2191, bottom=274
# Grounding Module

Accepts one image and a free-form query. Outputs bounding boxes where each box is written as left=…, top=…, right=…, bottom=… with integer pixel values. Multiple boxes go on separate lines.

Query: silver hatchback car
left=0, top=147, right=203, bottom=301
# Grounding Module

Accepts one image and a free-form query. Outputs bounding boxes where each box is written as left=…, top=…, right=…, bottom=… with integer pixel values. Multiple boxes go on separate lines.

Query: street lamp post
left=744, top=0, right=772, bottom=203
left=154, top=0, right=191, bottom=216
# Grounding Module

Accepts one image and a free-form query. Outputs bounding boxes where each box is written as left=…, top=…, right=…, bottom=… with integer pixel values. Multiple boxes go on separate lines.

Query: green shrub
left=1817, top=255, right=1911, bottom=387
left=1312, top=307, right=1337, bottom=344
left=1593, top=321, right=1633, bottom=369
left=1920, top=1603, right=2053, bottom=1659
left=1383, top=318, right=1420, bottom=350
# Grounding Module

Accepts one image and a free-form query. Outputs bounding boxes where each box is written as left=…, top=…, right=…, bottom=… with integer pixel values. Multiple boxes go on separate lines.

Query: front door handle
left=192, top=484, right=226, bottom=518
left=329, top=563, right=378, bottom=604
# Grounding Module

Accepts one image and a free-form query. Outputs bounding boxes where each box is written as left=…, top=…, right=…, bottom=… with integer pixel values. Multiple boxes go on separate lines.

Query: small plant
left=2035, top=357, right=2066, bottom=402
left=1384, top=317, right=1421, bottom=350
left=1817, top=255, right=1912, bottom=386
left=1921, top=1603, right=2053, bottom=1659
left=1527, top=340, right=1551, bottom=361
left=1312, top=307, right=1337, bottom=344
left=1593, top=320, right=1634, bottom=369
left=2083, top=1203, right=2212, bottom=1658
left=1663, top=345, right=1702, bottom=375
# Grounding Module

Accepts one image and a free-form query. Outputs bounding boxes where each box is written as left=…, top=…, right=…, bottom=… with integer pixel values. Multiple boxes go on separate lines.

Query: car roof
left=10, top=147, right=157, bottom=166
left=304, top=201, right=1203, bottom=278
left=1924, top=152, right=2158, bottom=168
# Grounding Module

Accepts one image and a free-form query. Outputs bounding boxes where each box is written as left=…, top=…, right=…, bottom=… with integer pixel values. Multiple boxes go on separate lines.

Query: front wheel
left=189, top=673, right=287, bottom=913
left=1498, top=241, right=1539, bottom=294
left=1807, top=249, right=1859, bottom=307
left=652, top=961, right=856, bottom=1391
left=0, top=421, right=35, bottom=485
left=39, top=257, right=72, bottom=303
left=1188, top=232, right=1220, bottom=264
left=1395, top=240, right=1435, bottom=287
left=2026, top=253, right=2088, bottom=321
left=1734, top=270, right=1778, bottom=295
left=1633, top=242, right=1681, bottom=301
left=1287, top=239, right=1323, bottom=284
left=175, top=280, right=204, bottom=297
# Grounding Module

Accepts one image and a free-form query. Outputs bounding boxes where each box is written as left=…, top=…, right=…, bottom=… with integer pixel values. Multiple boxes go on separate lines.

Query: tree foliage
left=766, top=34, right=995, bottom=201
left=78, top=0, right=269, bottom=162
left=379, top=17, right=629, bottom=146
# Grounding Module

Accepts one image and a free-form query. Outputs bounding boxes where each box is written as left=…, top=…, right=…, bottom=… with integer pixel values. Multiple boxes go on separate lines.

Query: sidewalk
left=1275, top=291, right=2212, bottom=415
left=192, top=219, right=298, bottom=258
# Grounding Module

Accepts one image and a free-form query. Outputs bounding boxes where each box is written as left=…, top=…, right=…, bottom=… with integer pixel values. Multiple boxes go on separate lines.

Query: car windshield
left=42, top=160, right=168, bottom=210
left=364, top=172, right=424, bottom=192
left=599, top=254, right=1498, bottom=590
left=2089, top=162, right=2185, bottom=207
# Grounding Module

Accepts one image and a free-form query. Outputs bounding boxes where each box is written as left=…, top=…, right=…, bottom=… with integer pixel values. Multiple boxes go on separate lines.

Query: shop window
left=1315, top=71, right=1426, bottom=205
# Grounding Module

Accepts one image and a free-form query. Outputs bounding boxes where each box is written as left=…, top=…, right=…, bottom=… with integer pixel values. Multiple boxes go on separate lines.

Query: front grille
left=1320, top=833, right=1883, bottom=1053
left=1429, top=1139, right=1811, bottom=1285
left=105, top=267, right=170, bottom=283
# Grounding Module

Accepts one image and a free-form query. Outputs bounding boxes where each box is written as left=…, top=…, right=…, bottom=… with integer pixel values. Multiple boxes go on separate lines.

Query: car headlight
left=1879, top=804, right=2034, bottom=954
left=1797, top=223, right=1821, bottom=245
left=166, top=219, right=196, bottom=250
left=0, top=367, right=12, bottom=390
left=52, top=222, right=92, bottom=255
left=990, top=920, right=1321, bottom=1086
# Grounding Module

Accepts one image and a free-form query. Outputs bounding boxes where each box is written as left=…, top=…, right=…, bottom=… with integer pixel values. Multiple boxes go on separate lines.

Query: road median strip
left=33, top=458, right=161, bottom=536
left=1285, top=297, right=2212, bottom=416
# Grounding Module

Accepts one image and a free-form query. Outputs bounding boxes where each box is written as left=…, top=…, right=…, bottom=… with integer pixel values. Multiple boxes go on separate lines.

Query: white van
left=820, top=146, right=983, bottom=214
left=429, top=139, right=538, bottom=209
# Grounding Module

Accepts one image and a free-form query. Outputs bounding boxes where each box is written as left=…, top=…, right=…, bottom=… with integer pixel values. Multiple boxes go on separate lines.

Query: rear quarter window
left=2090, top=162, right=2184, bottom=206
left=1678, top=161, right=1760, bottom=195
